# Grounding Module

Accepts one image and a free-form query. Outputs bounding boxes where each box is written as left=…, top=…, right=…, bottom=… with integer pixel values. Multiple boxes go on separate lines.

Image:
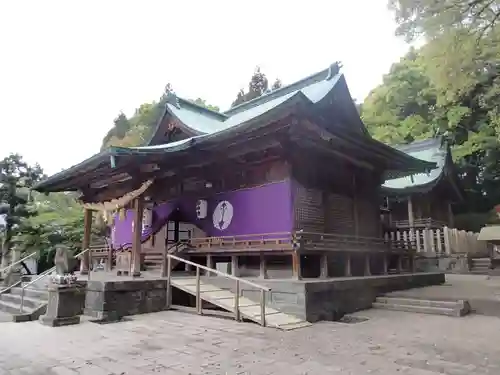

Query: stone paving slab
left=0, top=309, right=500, bottom=374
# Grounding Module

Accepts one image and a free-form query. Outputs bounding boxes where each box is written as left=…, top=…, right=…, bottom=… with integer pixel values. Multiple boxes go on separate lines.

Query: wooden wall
left=152, top=156, right=290, bottom=203
left=389, top=191, right=451, bottom=225
left=292, top=157, right=382, bottom=237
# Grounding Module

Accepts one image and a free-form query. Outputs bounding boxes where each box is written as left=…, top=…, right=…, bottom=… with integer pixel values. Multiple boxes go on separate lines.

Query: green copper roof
left=148, top=62, right=362, bottom=144
left=34, top=62, right=436, bottom=193
left=382, top=137, right=447, bottom=192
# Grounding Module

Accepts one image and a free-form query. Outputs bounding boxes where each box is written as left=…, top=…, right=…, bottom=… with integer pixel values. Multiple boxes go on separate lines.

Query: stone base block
left=40, top=315, right=80, bottom=327
left=83, top=308, right=122, bottom=323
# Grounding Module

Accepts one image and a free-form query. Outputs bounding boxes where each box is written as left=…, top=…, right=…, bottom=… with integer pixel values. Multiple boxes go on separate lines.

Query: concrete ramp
left=171, top=276, right=311, bottom=330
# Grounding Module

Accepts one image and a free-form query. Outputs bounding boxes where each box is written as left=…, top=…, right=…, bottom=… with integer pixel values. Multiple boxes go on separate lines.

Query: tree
left=231, top=67, right=283, bottom=107
left=272, top=78, right=283, bottom=90
left=189, top=98, right=220, bottom=112
left=389, top=0, right=500, bottom=42
left=101, top=84, right=220, bottom=149
left=0, top=154, right=43, bottom=268
left=362, top=44, right=500, bottom=222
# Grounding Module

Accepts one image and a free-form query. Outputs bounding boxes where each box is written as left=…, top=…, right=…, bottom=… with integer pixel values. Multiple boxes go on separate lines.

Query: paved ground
left=0, top=308, right=500, bottom=374
left=387, top=274, right=500, bottom=301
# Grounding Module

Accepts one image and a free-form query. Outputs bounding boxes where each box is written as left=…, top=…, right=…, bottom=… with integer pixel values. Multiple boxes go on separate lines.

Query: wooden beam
left=259, top=253, right=268, bottom=279
left=320, top=253, right=329, bottom=279
left=292, top=252, right=302, bottom=280
left=353, top=174, right=359, bottom=237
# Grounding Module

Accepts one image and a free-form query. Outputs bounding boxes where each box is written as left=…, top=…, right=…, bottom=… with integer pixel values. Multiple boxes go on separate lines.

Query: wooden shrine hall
left=34, top=62, right=436, bottom=281
left=381, top=137, right=463, bottom=232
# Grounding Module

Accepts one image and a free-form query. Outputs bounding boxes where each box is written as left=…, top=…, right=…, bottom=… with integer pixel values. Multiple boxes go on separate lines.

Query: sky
left=0, top=0, right=410, bottom=176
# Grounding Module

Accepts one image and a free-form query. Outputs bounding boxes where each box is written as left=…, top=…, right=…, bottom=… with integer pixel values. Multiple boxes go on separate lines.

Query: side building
left=381, top=137, right=463, bottom=232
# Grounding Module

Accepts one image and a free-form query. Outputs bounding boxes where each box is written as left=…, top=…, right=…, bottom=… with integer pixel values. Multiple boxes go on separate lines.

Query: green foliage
left=231, top=67, right=282, bottom=107
left=0, top=154, right=43, bottom=264
left=13, top=191, right=104, bottom=272
left=189, top=98, right=220, bottom=112
left=101, top=85, right=220, bottom=149
left=101, top=99, right=167, bottom=150
left=389, top=0, right=500, bottom=42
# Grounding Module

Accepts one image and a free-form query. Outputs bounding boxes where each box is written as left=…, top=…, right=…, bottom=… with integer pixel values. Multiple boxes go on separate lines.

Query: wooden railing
left=296, top=231, right=415, bottom=254
left=189, top=232, right=294, bottom=250
left=165, top=254, right=271, bottom=327
left=391, top=218, right=448, bottom=229
left=385, top=227, right=488, bottom=256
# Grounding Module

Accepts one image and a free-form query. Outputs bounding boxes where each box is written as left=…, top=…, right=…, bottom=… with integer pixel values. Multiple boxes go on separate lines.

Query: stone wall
left=415, top=255, right=470, bottom=274
left=304, top=273, right=445, bottom=322
left=199, top=272, right=445, bottom=323
left=84, top=279, right=168, bottom=321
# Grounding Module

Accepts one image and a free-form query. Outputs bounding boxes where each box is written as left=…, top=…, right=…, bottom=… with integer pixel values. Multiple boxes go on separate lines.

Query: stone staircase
left=0, top=278, right=49, bottom=322
left=171, top=276, right=311, bottom=330
left=470, top=258, right=491, bottom=274
left=373, top=296, right=470, bottom=317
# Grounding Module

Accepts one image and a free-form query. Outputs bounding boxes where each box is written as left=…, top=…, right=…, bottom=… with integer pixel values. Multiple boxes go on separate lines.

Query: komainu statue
left=52, top=245, right=76, bottom=284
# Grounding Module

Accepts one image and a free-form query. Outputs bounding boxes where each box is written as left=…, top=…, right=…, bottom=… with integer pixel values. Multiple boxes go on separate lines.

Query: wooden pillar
left=448, top=202, right=454, bottom=228
left=292, top=252, right=302, bottom=280
left=259, top=253, right=268, bottom=279
left=320, top=253, right=329, bottom=279
left=206, top=255, right=214, bottom=276
left=231, top=255, right=239, bottom=277
left=396, top=254, right=403, bottom=273
left=80, top=208, right=93, bottom=275
left=382, top=254, right=388, bottom=275
left=407, top=196, right=415, bottom=228
left=352, top=175, right=359, bottom=237
left=364, top=253, right=371, bottom=276
left=345, top=253, right=352, bottom=277
left=131, top=198, right=144, bottom=277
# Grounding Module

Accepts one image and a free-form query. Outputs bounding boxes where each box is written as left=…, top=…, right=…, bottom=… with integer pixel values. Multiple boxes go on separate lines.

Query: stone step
left=372, top=302, right=456, bottom=316
left=373, top=296, right=470, bottom=317
left=470, top=271, right=490, bottom=275
left=472, top=258, right=490, bottom=262
left=0, top=293, right=45, bottom=309
left=9, top=287, right=48, bottom=300
left=0, top=299, right=35, bottom=315
left=375, top=297, right=457, bottom=309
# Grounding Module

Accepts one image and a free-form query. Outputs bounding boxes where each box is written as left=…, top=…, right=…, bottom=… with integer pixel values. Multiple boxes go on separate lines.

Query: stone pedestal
left=39, top=283, right=85, bottom=327
left=116, top=251, right=131, bottom=276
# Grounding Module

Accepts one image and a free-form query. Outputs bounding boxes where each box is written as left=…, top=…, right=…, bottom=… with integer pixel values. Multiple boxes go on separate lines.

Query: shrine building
left=32, top=63, right=445, bottom=324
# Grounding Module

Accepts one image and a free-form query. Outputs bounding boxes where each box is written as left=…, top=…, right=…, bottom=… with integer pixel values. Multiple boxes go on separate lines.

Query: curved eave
left=382, top=170, right=445, bottom=196
left=382, top=143, right=464, bottom=202
left=32, top=139, right=197, bottom=193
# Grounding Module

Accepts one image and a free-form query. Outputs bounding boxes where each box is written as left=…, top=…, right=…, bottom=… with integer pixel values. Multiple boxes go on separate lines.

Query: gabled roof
left=382, top=137, right=463, bottom=200
left=34, top=63, right=436, bottom=194
left=148, top=62, right=367, bottom=144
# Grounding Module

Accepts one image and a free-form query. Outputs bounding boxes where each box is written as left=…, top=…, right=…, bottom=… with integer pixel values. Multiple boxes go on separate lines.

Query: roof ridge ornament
left=326, top=61, right=342, bottom=80
left=165, top=91, right=181, bottom=109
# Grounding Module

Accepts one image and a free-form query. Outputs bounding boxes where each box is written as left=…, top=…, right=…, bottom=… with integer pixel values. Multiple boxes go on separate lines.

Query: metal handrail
left=19, top=247, right=91, bottom=313
left=0, top=279, right=22, bottom=295
left=0, top=252, right=37, bottom=275
left=165, top=253, right=270, bottom=327
left=19, top=266, right=55, bottom=313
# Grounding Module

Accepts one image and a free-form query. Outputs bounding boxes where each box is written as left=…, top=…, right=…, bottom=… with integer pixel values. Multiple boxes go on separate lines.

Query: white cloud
left=0, top=0, right=409, bottom=176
